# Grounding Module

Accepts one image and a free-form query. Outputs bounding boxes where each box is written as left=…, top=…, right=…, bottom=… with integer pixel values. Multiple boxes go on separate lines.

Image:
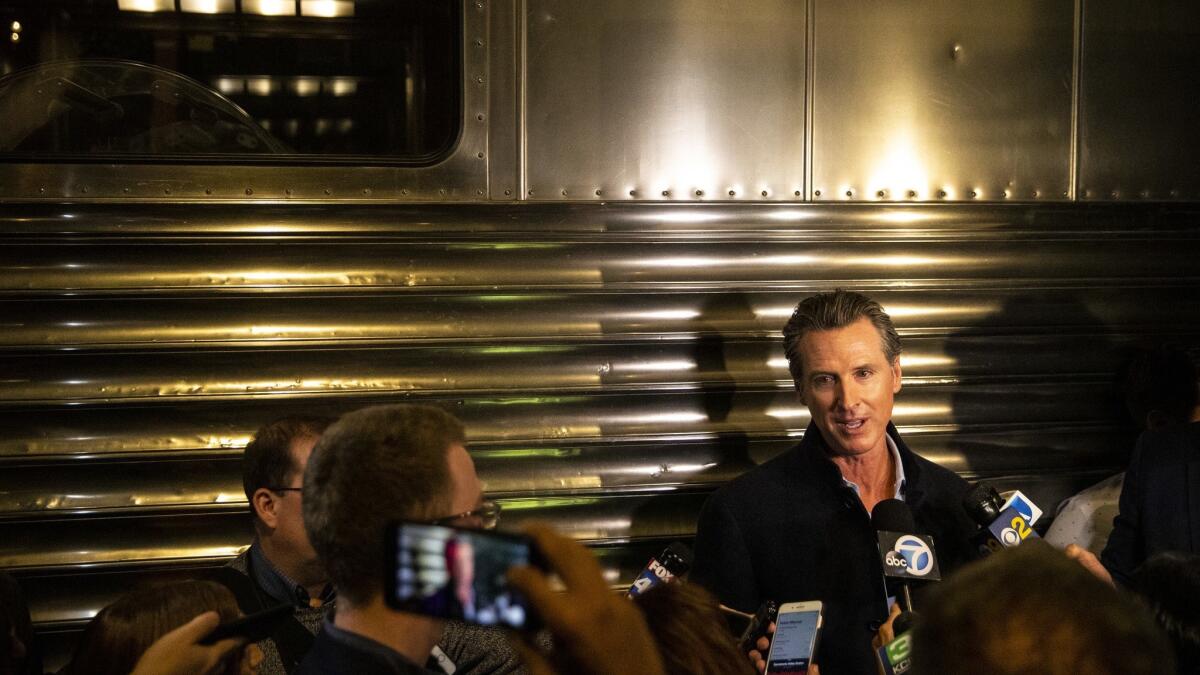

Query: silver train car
left=1, top=0, right=1198, bottom=665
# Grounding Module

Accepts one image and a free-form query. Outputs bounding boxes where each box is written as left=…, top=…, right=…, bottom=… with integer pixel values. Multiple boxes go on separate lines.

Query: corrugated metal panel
left=0, top=202, right=1197, bottom=642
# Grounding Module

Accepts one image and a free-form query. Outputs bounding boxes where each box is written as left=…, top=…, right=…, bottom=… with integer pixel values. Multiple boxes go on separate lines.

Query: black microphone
left=872, top=500, right=933, bottom=675
left=962, top=482, right=1040, bottom=556
left=872, top=499, right=941, bottom=613
left=626, top=541, right=693, bottom=597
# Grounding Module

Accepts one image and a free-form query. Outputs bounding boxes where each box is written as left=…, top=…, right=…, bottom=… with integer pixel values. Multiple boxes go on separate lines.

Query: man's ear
left=891, top=357, right=903, bottom=394
left=252, top=488, right=279, bottom=530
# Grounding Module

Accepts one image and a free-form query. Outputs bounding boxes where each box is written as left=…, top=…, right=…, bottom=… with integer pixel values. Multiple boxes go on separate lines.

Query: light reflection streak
left=117, top=0, right=174, bottom=11
left=627, top=411, right=708, bottom=424
left=892, top=403, right=953, bottom=418
left=850, top=254, right=944, bottom=267
left=632, top=309, right=701, bottom=320
left=614, top=360, right=696, bottom=373
left=899, top=354, right=957, bottom=368
left=884, top=304, right=995, bottom=319
left=877, top=210, right=933, bottom=225
left=640, top=211, right=723, bottom=225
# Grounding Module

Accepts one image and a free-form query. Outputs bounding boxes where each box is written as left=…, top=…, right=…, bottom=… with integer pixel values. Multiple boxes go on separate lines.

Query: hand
left=1064, top=544, right=1114, bottom=586
left=239, top=643, right=264, bottom=675
left=747, top=621, right=774, bottom=674
left=507, top=524, right=666, bottom=675
left=129, top=611, right=246, bottom=675
left=872, top=603, right=903, bottom=651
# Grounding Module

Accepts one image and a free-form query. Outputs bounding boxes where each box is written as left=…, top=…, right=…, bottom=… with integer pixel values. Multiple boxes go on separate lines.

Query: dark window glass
left=0, top=0, right=460, bottom=163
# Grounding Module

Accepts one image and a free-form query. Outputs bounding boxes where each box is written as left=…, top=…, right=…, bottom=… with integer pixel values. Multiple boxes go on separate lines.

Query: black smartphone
left=385, top=521, right=541, bottom=630
left=199, top=603, right=294, bottom=645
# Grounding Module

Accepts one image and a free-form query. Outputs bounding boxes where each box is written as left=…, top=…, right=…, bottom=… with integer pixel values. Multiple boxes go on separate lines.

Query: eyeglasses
left=430, top=500, right=501, bottom=530
left=267, top=487, right=303, bottom=495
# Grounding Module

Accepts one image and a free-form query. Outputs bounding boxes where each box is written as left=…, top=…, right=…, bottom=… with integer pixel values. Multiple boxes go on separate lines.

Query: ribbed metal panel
left=1, top=202, right=1198, bottom=640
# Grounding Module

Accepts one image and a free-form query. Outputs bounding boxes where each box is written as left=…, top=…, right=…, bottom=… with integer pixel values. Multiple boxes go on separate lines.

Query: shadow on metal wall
left=942, top=293, right=1132, bottom=514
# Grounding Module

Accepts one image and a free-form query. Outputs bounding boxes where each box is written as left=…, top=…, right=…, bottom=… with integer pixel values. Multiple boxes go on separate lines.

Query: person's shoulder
left=222, top=547, right=251, bottom=573
left=1137, top=420, right=1200, bottom=458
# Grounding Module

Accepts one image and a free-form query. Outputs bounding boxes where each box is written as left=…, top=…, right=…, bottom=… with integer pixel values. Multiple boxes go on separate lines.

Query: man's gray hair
left=782, top=289, right=902, bottom=391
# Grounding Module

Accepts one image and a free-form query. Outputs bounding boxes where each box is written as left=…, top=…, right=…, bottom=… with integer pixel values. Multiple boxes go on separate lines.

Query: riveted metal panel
left=1079, top=0, right=1200, bottom=201
left=810, top=0, right=1075, bottom=202
left=523, top=0, right=807, bottom=201
left=487, top=0, right=521, bottom=199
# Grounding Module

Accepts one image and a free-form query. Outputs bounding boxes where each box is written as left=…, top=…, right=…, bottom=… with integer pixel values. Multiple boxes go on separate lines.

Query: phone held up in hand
left=764, top=600, right=823, bottom=675
left=385, top=521, right=543, bottom=630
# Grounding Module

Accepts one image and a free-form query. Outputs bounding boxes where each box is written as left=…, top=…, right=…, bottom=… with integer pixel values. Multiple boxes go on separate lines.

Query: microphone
left=626, top=541, right=693, bottom=597
left=962, top=483, right=1040, bottom=555
left=873, top=499, right=942, bottom=613
left=876, top=629, right=914, bottom=675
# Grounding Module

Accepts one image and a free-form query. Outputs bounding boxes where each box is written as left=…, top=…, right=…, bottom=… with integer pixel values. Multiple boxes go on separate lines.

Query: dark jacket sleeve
left=1101, top=438, right=1145, bottom=586
left=690, top=489, right=758, bottom=612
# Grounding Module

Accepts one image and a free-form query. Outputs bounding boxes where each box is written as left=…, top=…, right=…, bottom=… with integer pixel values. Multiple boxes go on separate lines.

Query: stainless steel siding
left=2, top=202, right=1198, bottom=640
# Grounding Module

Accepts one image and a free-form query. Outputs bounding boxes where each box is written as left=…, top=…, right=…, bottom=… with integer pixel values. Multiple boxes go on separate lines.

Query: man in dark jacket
left=1100, top=419, right=1200, bottom=586
left=691, top=290, right=977, bottom=675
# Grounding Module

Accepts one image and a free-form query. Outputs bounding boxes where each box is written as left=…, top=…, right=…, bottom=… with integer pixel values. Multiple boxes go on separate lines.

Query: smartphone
left=764, top=600, right=822, bottom=675
left=199, top=603, right=294, bottom=645
left=385, top=521, right=540, bottom=630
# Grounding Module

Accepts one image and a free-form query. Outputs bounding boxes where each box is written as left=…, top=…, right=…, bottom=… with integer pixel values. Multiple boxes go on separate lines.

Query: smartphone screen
left=386, top=522, right=534, bottom=629
left=765, top=604, right=822, bottom=675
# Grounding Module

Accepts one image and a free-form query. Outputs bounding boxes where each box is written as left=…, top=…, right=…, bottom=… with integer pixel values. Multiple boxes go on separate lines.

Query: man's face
left=444, top=442, right=485, bottom=526
left=796, top=317, right=902, bottom=458
left=273, top=434, right=320, bottom=561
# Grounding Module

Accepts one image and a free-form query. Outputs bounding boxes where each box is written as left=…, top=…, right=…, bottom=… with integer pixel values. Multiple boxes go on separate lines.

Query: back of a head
left=912, top=540, right=1174, bottom=675
left=64, top=580, right=240, bottom=675
left=1132, top=552, right=1200, bottom=674
left=1120, top=345, right=1199, bottom=429
left=242, top=414, right=337, bottom=514
left=302, top=403, right=464, bottom=606
left=782, top=289, right=901, bottom=389
left=631, top=582, right=755, bottom=675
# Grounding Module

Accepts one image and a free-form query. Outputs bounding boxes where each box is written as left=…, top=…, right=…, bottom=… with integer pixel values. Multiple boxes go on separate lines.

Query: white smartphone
left=764, top=600, right=823, bottom=675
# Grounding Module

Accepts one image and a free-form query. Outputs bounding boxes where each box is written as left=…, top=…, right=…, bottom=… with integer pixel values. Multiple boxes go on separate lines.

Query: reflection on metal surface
left=811, top=0, right=1074, bottom=201
left=525, top=0, right=806, bottom=200
left=1079, top=1, right=1200, bottom=200
left=243, top=0, right=296, bottom=16
left=117, top=0, right=174, bottom=11
left=4, top=240, right=1199, bottom=292
left=300, top=0, right=354, bottom=18
left=180, top=0, right=236, bottom=13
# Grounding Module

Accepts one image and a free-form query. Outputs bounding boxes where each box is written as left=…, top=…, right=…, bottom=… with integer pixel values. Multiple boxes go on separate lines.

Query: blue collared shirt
left=839, top=434, right=908, bottom=502
left=248, top=540, right=335, bottom=608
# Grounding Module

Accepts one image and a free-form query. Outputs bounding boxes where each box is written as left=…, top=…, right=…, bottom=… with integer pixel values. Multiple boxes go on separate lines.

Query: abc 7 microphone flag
left=878, top=532, right=941, bottom=581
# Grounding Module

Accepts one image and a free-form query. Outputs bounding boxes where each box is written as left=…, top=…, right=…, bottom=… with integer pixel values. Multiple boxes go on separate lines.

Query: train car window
left=0, top=0, right=460, bottom=163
